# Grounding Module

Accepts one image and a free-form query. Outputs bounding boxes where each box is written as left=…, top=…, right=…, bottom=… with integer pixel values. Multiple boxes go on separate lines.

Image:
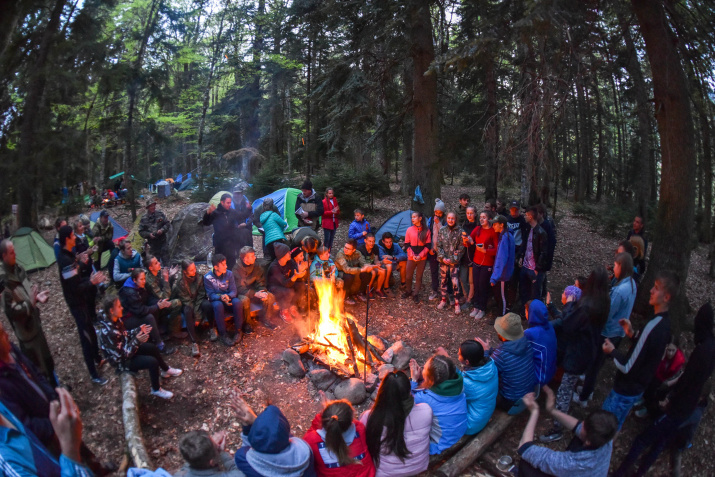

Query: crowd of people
left=0, top=179, right=712, bottom=477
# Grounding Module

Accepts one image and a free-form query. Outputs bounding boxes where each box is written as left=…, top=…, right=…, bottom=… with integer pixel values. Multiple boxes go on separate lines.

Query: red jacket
left=322, top=197, right=340, bottom=230
left=404, top=225, right=431, bottom=261
left=470, top=226, right=498, bottom=266
left=304, top=414, right=375, bottom=477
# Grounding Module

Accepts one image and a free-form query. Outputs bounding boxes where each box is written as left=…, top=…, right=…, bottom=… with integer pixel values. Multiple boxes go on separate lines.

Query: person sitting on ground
left=0, top=322, right=117, bottom=475
left=267, top=243, right=308, bottom=323
left=335, top=239, right=373, bottom=305
left=490, top=215, right=515, bottom=316
left=172, top=260, right=214, bottom=357
left=230, top=392, right=316, bottom=477
left=304, top=398, right=375, bottom=477
left=402, top=212, right=431, bottom=303
left=539, top=269, right=608, bottom=443
left=456, top=193, right=470, bottom=226
left=600, top=270, right=676, bottom=429
left=360, top=371, right=432, bottom=476
left=348, top=208, right=372, bottom=248
left=0, top=386, right=95, bottom=476
left=204, top=254, right=247, bottom=346
left=613, top=301, right=715, bottom=477
left=408, top=354, right=467, bottom=455
left=524, top=300, right=557, bottom=386
left=98, top=295, right=182, bottom=400
left=477, top=312, right=536, bottom=415
left=295, top=180, right=324, bottom=230
left=517, top=387, right=618, bottom=477
left=634, top=336, right=685, bottom=419
left=145, top=255, right=183, bottom=340
left=310, top=246, right=343, bottom=290
left=377, top=232, right=406, bottom=293
left=233, top=246, right=278, bottom=330
left=113, top=238, right=143, bottom=287
left=176, top=430, right=243, bottom=477
left=358, top=233, right=388, bottom=299
left=260, top=198, right=288, bottom=262
left=118, top=268, right=175, bottom=355
left=436, top=212, right=465, bottom=314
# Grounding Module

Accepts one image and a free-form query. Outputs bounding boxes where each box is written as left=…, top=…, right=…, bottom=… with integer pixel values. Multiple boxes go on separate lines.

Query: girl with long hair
left=467, top=210, right=498, bottom=320
left=361, top=371, right=432, bottom=476
left=402, top=211, right=431, bottom=303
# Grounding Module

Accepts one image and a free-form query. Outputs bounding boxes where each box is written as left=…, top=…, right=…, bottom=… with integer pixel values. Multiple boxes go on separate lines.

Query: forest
left=1, top=0, right=714, bottom=323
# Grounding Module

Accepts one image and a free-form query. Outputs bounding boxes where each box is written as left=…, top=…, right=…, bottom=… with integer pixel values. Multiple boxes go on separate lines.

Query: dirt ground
left=7, top=183, right=715, bottom=476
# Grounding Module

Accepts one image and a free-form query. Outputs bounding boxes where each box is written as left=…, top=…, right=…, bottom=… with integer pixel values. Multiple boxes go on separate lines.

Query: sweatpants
left=405, top=259, right=427, bottom=296
left=126, top=342, right=169, bottom=391
left=491, top=281, right=509, bottom=316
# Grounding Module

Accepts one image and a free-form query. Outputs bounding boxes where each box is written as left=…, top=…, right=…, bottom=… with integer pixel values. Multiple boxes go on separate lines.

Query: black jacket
left=57, top=248, right=95, bottom=308
left=118, top=277, right=158, bottom=319
left=202, top=204, right=244, bottom=249
left=523, top=223, right=549, bottom=271
left=540, top=217, right=556, bottom=271
left=550, top=301, right=601, bottom=375
left=295, top=189, right=324, bottom=225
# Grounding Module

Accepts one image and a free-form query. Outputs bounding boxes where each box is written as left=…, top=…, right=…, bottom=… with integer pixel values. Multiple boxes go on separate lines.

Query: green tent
left=10, top=228, right=56, bottom=272
left=251, top=188, right=302, bottom=235
left=209, top=191, right=233, bottom=207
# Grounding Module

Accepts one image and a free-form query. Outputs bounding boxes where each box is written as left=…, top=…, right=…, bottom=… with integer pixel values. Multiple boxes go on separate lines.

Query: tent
left=9, top=228, right=56, bottom=272
left=375, top=210, right=414, bottom=242
left=209, top=191, right=233, bottom=207
left=177, top=177, right=195, bottom=191
left=251, top=188, right=301, bottom=235
left=166, top=203, right=214, bottom=264
left=156, top=180, right=171, bottom=198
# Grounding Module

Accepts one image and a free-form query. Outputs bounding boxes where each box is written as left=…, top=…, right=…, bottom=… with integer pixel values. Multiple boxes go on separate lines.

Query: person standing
left=202, top=193, right=244, bottom=270
left=467, top=210, right=498, bottom=320
left=92, top=210, right=115, bottom=270
left=436, top=212, right=465, bottom=314
left=231, top=184, right=254, bottom=252
left=456, top=193, right=470, bottom=226
left=295, top=179, right=324, bottom=229
left=57, top=226, right=108, bottom=385
left=0, top=240, right=57, bottom=387
left=426, top=199, right=447, bottom=301
left=260, top=198, right=288, bottom=262
left=459, top=207, right=478, bottom=307
left=490, top=215, right=515, bottom=316
left=321, top=187, right=340, bottom=251
left=627, top=215, right=648, bottom=257
left=139, top=199, right=171, bottom=264
left=507, top=201, right=528, bottom=305
left=536, top=203, right=557, bottom=297
left=402, top=212, right=431, bottom=304
left=519, top=207, right=548, bottom=307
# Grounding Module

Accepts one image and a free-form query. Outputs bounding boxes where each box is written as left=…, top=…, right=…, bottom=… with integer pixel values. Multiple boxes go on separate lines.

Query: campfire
left=293, top=278, right=385, bottom=378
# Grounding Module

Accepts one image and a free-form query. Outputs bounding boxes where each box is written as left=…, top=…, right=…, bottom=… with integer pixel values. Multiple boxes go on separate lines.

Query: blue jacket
left=377, top=240, right=407, bottom=264
left=204, top=270, right=238, bottom=302
left=348, top=219, right=371, bottom=246
left=461, top=360, right=499, bottom=435
left=489, top=337, right=536, bottom=402
left=235, top=405, right=315, bottom=477
left=412, top=375, right=468, bottom=455
left=260, top=210, right=287, bottom=246
left=524, top=300, right=558, bottom=385
left=490, top=230, right=515, bottom=284
left=602, top=277, right=637, bottom=338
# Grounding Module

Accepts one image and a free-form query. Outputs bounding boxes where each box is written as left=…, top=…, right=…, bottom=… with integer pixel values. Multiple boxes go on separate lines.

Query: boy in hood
left=524, top=300, right=557, bottom=386
left=230, top=394, right=316, bottom=477
left=477, top=312, right=536, bottom=415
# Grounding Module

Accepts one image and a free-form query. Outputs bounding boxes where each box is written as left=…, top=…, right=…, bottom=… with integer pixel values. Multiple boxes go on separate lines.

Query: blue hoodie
left=460, top=360, right=499, bottom=435
left=490, top=229, right=515, bottom=284
left=602, top=276, right=637, bottom=338
left=489, top=337, right=536, bottom=402
left=235, top=405, right=316, bottom=477
left=411, top=376, right=468, bottom=455
left=524, top=300, right=557, bottom=385
left=204, top=270, right=238, bottom=302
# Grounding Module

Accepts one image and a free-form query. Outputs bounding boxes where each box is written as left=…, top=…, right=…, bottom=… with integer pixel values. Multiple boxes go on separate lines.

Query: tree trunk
left=242, top=0, right=265, bottom=150
left=631, top=0, right=697, bottom=333
left=594, top=79, right=605, bottom=202
left=408, top=0, right=440, bottom=214
left=696, top=90, right=712, bottom=243
left=483, top=54, right=498, bottom=202
left=400, top=60, right=413, bottom=196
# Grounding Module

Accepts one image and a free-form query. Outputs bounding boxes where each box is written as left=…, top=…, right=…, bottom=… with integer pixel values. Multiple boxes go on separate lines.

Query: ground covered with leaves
left=7, top=184, right=714, bottom=476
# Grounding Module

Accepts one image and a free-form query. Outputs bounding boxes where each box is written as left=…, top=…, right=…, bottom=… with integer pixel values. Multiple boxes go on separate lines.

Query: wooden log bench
left=120, top=373, right=152, bottom=469
left=420, top=411, right=515, bottom=477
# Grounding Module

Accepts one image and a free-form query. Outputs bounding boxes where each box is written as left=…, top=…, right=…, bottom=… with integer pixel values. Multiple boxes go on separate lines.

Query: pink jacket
left=404, top=226, right=431, bottom=261
left=360, top=403, right=433, bottom=477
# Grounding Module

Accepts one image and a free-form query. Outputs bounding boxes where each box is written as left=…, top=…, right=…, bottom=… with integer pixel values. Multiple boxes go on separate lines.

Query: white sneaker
left=474, top=310, right=485, bottom=320
left=428, top=292, right=439, bottom=301
left=151, top=388, right=174, bottom=400
left=572, top=391, right=589, bottom=408
left=161, top=367, right=183, bottom=378
left=454, top=303, right=461, bottom=315
left=437, top=300, right=447, bottom=310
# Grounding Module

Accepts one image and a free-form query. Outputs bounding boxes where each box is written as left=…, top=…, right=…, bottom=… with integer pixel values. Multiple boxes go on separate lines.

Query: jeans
left=126, top=342, right=169, bottom=391
left=211, top=298, right=244, bottom=336
left=613, top=414, right=684, bottom=477
left=519, top=267, right=544, bottom=307
left=472, top=264, right=493, bottom=311
left=323, top=227, right=336, bottom=251
left=602, top=390, right=643, bottom=429
left=68, top=306, right=102, bottom=379
left=405, top=259, right=427, bottom=295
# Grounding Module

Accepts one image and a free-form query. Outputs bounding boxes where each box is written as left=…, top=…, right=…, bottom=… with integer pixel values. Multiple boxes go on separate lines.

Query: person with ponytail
left=303, top=399, right=375, bottom=477
left=401, top=212, right=431, bottom=303
left=408, top=354, right=468, bottom=454
left=360, top=371, right=432, bottom=476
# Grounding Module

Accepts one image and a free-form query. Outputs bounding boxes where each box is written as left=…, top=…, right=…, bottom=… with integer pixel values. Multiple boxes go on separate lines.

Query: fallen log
left=433, top=411, right=514, bottom=477
left=121, top=373, right=152, bottom=469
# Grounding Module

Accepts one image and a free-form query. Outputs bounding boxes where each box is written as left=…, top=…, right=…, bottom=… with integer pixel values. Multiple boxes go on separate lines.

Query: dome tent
left=250, top=188, right=301, bottom=235
left=9, top=228, right=56, bottom=272
left=375, top=210, right=414, bottom=242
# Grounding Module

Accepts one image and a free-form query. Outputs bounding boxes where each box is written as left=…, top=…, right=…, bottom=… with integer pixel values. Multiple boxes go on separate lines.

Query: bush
left=312, top=161, right=390, bottom=219
left=250, top=158, right=290, bottom=198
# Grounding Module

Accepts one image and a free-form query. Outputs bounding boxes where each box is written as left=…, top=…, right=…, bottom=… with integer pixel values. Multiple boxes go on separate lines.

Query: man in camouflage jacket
left=139, top=199, right=171, bottom=264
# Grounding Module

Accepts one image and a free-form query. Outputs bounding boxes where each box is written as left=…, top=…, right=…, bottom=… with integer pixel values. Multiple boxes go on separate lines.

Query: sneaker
left=454, top=303, right=461, bottom=315
left=91, top=376, right=109, bottom=386
left=151, top=388, right=174, bottom=400
left=374, top=290, right=387, bottom=299
left=220, top=334, right=237, bottom=347
left=572, top=391, right=589, bottom=408
left=428, top=292, right=439, bottom=301
left=260, top=319, right=277, bottom=330
left=280, top=310, right=294, bottom=323
left=344, top=297, right=356, bottom=306
left=437, top=299, right=447, bottom=310
left=413, top=294, right=420, bottom=304
left=401, top=291, right=412, bottom=299
left=191, top=343, right=201, bottom=357
left=469, top=308, right=479, bottom=318
left=159, top=345, right=176, bottom=355
left=161, top=367, right=183, bottom=378
left=635, top=407, right=649, bottom=418
left=357, top=293, right=367, bottom=302
left=289, top=307, right=302, bottom=321
left=538, top=429, right=564, bottom=443
left=243, top=323, right=254, bottom=334
left=474, top=310, right=485, bottom=320
left=383, top=288, right=394, bottom=298
left=209, top=329, right=218, bottom=342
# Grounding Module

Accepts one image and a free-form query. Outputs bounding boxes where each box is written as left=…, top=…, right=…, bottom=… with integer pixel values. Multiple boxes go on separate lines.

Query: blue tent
left=375, top=210, right=414, bottom=242
left=176, top=173, right=183, bottom=183
left=178, top=177, right=195, bottom=191
left=88, top=212, right=129, bottom=242
left=251, top=188, right=301, bottom=235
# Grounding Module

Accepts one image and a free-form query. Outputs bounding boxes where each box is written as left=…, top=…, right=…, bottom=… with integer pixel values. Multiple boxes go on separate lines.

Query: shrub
left=312, top=161, right=390, bottom=218
left=250, top=158, right=290, bottom=198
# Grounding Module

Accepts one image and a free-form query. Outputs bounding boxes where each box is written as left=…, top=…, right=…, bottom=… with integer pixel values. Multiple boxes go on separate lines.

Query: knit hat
left=290, top=247, right=303, bottom=259
left=58, top=225, right=74, bottom=246
left=494, top=312, right=524, bottom=341
left=564, top=285, right=582, bottom=302
left=301, top=179, right=313, bottom=191
left=274, top=242, right=290, bottom=260
left=434, top=198, right=446, bottom=213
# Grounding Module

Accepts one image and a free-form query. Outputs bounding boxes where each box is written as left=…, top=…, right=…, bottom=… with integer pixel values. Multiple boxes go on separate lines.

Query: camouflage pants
left=439, top=263, right=461, bottom=299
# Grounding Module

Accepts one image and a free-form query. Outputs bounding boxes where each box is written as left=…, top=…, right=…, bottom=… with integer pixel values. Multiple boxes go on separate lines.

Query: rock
left=308, top=369, right=338, bottom=391
left=282, top=349, right=306, bottom=378
left=370, top=388, right=379, bottom=401
left=377, top=364, right=395, bottom=379
left=368, top=335, right=386, bottom=352
left=333, top=378, right=367, bottom=405
left=387, top=341, right=412, bottom=370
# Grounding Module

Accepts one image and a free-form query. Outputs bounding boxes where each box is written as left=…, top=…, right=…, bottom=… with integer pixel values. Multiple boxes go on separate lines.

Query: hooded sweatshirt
left=524, top=300, right=557, bottom=385
left=460, top=360, right=499, bottom=435
left=489, top=337, right=536, bottom=402
left=411, top=375, right=468, bottom=455
left=490, top=229, right=515, bottom=284
left=235, top=405, right=315, bottom=477
left=261, top=210, right=288, bottom=246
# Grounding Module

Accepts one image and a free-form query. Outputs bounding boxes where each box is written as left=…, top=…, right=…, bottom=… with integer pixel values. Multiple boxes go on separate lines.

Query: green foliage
left=189, top=171, right=240, bottom=203
left=250, top=158, right=290, bottom=198
left=312, top=161, right=390, bottom=218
